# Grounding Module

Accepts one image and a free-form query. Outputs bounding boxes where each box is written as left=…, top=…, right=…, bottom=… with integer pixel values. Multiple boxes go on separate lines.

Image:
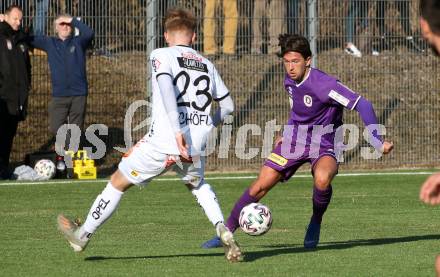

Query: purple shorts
left=264, top=143, right=337, bottom=182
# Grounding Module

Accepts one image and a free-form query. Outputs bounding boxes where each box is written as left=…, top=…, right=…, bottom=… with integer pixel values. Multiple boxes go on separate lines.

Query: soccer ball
left=34, top=159, right=56, bottom=180
left=239, top=203, right=273, bottom=236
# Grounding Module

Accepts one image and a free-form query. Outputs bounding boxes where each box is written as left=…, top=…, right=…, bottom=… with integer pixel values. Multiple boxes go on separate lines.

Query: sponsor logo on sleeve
left=268, top=153, right=288, bottom=166
left=329, top=90, right=350, bottom=107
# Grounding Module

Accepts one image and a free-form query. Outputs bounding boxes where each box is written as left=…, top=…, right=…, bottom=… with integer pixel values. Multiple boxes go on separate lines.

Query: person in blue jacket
left=29, top=14, right=94, bottom=156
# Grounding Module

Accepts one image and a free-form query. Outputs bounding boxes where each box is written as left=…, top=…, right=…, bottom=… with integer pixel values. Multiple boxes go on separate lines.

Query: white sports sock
left=81, top=182, right=124, bottom=235
left=191, top=183, right=224, bottom=226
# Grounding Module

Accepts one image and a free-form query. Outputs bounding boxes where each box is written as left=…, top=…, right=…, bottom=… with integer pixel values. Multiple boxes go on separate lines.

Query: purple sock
left=225, top=188, right=258, bottom=233
left=311, top=185, right=333, bottom=224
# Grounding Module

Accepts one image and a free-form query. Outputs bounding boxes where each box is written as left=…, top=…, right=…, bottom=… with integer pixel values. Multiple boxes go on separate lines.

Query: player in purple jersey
left=418, top=0, right=440, bottom=274
left=202, top=34, right=393, bottom=250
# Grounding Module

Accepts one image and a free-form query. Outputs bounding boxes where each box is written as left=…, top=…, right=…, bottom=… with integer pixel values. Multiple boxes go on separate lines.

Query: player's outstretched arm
left=420, top=173, right=440, bottom=205
left=354, top=97, right=394, bottom=154
left=274, top=136, right=283, bottom=146
left=382, top=141, right=394, bottom=155
left=211, top=95, right=234, bottom=127
left=175, top=132, right=189, bottom=160
left=156, top=74, right=189, bottom=159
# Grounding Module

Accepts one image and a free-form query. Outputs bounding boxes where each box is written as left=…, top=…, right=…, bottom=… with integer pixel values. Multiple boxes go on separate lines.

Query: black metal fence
left=3, top=0, right=439, bottom=172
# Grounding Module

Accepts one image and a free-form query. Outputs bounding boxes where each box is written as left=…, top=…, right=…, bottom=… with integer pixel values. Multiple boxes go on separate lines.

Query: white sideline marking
left=0, top=171, right=435, bottom=186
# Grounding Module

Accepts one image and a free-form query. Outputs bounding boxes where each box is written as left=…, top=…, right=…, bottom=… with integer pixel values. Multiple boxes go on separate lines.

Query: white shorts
left=118, top=139, right=205, bottom=187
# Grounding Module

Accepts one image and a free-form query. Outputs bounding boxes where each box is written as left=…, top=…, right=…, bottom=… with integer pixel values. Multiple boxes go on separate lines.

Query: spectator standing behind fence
left=287, top=0, right=307, bottom=36
left=33, top=0, right=49, bottom=35
left=0, top=0, right=30, bottom=27
left=251, top=0, right=286, bottom=54
left=28, top=14, right=94, bottom=158
left=344, top=0, right=423, bottom=57
left=345, top=0, right=369, bottom=58
left=376, top=0, right=423, bottom=53
left=203, top=0, right=238, bottom=56
left=0, top=5, right=31, bottom=180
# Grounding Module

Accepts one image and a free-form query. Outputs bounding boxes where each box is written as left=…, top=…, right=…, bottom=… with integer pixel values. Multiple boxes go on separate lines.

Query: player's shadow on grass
left=84, top=234, right=440, bottom=262
left=245, top=234, right=440, bottom=262
left=84, top=252, right=225, bottom=261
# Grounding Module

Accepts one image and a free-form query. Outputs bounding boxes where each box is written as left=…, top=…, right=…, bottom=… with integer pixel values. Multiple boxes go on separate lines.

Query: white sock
left=81, top=182, right=124, bottom=235
left=191, top=183, right=224, bottom=226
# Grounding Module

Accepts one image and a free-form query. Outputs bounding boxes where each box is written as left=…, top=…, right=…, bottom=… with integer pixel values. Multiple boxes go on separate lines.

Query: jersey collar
left=286, top=68, right=312, bottom=87
left=295, top=67, right=312, bottom=87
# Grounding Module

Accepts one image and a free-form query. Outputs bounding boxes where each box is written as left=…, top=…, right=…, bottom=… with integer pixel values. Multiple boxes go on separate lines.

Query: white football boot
left=57, top=214, right=89, bottom=252
left=216, top=223, right=243, bottom=262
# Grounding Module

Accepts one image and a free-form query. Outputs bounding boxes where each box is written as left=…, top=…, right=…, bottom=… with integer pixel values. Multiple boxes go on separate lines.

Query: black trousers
left=0, top=103, right=19, bottom=174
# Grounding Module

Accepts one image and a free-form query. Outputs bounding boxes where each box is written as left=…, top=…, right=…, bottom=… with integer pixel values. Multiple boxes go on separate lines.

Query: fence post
left=307, top=0, right=318, bottom=67
left=146, top=0, right=157, bottom=98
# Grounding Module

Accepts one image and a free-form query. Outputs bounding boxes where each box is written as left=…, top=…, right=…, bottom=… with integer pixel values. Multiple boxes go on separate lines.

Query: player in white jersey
left=57, top=8, right=242, bottom=262
left=148, top=43, right=229, bottom=157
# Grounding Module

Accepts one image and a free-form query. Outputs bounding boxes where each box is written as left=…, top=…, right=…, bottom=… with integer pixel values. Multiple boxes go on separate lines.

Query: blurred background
left=2, top=0, right=439, bottom=173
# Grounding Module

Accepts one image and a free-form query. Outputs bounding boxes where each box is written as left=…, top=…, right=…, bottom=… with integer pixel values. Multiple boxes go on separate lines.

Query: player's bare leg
left=304, top=155, right=338, bottom=249
left=249, top=166, right=282, bottom=199
left=57, top=170, right=132, bottom=252
left=109, top=169, right=134, bottom=192
left=312, top=156, right=338, bottom=191
left=221, top=166, right=280, bottom=259
left=226, top=166, right=281, bottom=232
left=435, top=255, right=440, bottom=277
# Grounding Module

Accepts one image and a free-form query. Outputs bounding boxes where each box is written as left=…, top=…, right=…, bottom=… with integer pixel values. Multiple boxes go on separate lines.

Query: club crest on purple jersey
left=282, top=68, right=361, bottom=152
left=303, top=95, right=313, bottom=107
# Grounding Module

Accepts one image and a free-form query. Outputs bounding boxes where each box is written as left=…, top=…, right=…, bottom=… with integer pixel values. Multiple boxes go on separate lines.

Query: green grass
left=1, top=172, right=440, bottom=276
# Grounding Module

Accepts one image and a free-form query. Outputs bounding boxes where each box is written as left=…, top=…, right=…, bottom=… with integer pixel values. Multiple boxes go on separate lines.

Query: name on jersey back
left=179, top=111, right=209, bottom=126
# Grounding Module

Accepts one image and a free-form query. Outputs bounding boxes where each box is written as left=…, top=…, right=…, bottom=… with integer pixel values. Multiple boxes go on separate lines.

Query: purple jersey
left=283, top=68, right=361, bottom=155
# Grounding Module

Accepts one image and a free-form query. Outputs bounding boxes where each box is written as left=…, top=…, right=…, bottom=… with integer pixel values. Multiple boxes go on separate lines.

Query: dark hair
left=420, top=0, right=440, bottom=35
left=164, top=8, right=197, bottom=33
left=277, top=34, right=312, bottom=59
left=5, top=4, right=23, bottom=14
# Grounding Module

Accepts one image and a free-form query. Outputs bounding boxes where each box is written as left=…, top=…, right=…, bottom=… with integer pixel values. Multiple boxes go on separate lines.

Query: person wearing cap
left=28, top=13, right=94, bottom=157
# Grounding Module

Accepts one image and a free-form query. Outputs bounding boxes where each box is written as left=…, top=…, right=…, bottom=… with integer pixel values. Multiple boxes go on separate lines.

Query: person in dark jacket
left=28, top=13, right=94, bottom=154
left=0, top=5, right=31, bottom=179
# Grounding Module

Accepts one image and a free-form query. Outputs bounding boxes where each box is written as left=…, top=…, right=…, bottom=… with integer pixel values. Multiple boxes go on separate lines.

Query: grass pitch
left=1, top=172, right=440, bottom=276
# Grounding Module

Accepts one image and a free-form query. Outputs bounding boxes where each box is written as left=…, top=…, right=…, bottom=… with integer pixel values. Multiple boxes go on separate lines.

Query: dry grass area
left=207, top=47, right=440, bottom=171
left=10, top=44, right=440, bottom=174
left=12, top=52, right=148, bottom=172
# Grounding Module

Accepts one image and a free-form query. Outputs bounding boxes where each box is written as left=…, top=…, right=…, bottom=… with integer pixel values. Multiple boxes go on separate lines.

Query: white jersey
left=147, top=45, right=229, bottom=155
